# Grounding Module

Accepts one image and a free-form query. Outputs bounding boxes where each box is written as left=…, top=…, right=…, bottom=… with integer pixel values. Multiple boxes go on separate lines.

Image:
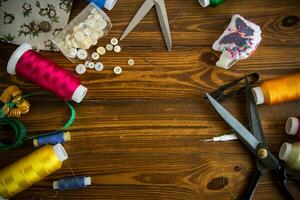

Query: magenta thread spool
left=285, top=117, right=300, bottom=140
left=7, top=43, right=87, bottom=103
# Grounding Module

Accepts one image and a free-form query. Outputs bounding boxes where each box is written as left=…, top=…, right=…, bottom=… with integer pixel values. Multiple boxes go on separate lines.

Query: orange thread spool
left=252, top=72, right=300, bottom=105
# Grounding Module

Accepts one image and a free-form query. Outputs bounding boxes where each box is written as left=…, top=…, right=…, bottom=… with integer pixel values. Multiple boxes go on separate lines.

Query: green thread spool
left=198, top=0, right=225, bottom=7
left=279, top=142, right=300, bottom=171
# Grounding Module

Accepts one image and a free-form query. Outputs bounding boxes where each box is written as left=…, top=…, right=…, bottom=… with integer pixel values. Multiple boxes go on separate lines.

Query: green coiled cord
left=0, top=117, right=26, bottom=150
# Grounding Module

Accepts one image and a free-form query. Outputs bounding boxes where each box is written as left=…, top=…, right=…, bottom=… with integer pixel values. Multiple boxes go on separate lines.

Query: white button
left=128, top=58, right=135, bottom=66
left=106, top=44, right=113, bottom=51
left=91, top=8, right=97, bottom=14
left=91, top=52, right=100, bottom=60
left=92, top=39, right=98, bottom=45
left=94, top=14, right=103, bottom=21
left=79, top=22, right=85, bottom=29
left=65, top=34, right=72, bottom=41
left=110, top=38, right=118, bottom=46
left=97, top=46, right=106, bottom=55
left=65, top=39, right=73, bottom=48
left=71, top=38, right=80, bottom=48
left=88, top=62, right=95, bottom=69
left=113, top=66, right=122, bottom=75
left=84, top=61, right=90, bottom=67
left=74, top=31, right=85, bottom=42
left=97, top=20, right=107, bottom=30
left=83, top=28, right=92, bottom=36
left=114, top=45, right=121, bottom=53
left=91, top=32, right=100, bottom=41
left=76, top=64, right=86, bottom=74
left=88, top=15, right=94, bottom=20
left=68, top=48, right=78, bottom=58
left=77, top=49, right=88, bottom=60
left=95, top=62, right=104, bottom=71
left=85, top=19, right=96, bottom=28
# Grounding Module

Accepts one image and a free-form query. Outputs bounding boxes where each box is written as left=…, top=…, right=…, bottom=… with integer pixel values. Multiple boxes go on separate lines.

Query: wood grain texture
left=1, top=0, right=300, bottom=199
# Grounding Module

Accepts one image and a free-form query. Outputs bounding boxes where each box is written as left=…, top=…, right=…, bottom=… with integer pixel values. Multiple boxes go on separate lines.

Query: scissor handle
left=241, top=170, right=263, bottom=200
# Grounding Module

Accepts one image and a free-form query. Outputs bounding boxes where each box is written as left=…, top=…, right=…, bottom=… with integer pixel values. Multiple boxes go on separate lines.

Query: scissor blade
left=154, top=0, right=172, bottom=51
left=206, top=93, right=260, bottom=151
left=120, top=0, right=154, bottom=41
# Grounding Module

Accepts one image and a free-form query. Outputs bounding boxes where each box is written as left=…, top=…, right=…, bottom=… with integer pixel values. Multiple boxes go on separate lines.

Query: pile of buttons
left=58, top=8, right=110, bottom=60
left=75, top=37, right=135, bottom=75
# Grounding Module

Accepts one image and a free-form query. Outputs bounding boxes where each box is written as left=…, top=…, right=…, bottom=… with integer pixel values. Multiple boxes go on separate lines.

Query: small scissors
left=205, top=77, right=300, bottom=200
left=120, top=0, right=172, bottom=51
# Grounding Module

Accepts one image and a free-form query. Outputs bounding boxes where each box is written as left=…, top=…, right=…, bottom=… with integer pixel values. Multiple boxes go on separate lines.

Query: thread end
left=286, top=117, right=299, bottom=136
left=252, top=87, right=264, bottom=105
left=7, top=43, right=32, bottom=75
left=279, top=142, right=293, bottom=162
left=53, top=144, right=68, bottom=162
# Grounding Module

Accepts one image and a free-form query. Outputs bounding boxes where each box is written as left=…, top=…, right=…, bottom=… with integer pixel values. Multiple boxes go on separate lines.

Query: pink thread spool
left=7, top=43, right=87, bottom=103
left=285, top=116, right=300, bottom=140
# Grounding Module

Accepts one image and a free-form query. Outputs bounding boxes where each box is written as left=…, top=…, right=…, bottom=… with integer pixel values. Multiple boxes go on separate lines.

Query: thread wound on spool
left=53, top=176, right=91, bottom=190
left=0, top=145, right=67, bottom=198
left=7, top=43, right=87, bottom=103
left=33, top=131, right=71, bottom=147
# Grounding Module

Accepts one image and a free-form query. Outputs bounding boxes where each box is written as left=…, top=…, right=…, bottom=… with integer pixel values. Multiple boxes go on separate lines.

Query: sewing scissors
left=120, top=0, right=172, bottom=51
left=205, top=77, right=300, bottom=200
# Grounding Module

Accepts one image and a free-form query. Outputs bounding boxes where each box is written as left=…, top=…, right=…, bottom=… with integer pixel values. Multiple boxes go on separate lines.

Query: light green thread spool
left=279, top=142, right=300, bottom=171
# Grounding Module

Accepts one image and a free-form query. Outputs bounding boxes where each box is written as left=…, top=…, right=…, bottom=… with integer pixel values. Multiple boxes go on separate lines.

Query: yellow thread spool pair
left=0, top=144, right=68, bottom=199
left=279, top=142, right=300, bottom=171
left=252, top=72, right=300, bottom=105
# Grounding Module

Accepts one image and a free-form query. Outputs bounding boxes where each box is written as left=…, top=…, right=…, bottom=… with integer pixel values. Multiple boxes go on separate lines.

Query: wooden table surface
left=1, top=0, right=300, bottom=199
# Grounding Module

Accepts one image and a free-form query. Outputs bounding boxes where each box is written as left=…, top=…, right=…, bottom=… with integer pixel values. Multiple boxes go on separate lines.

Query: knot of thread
left=16, top=50, right=80, bottom=101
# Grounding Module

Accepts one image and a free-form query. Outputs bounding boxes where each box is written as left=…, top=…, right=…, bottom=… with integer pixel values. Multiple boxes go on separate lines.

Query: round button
left=77, top=49, right=88, bottom=60
left=106, top=44, right=113, bottom=51
left=97, top=20, right=107, bottom=30
left=88, top=62, right=95, bottom=69
left=128, top=58, right=135, bottom=66
left=84, top=60, right=90, bottom=67
left=114, top=45, right=121, bottom=53
left=110, top=38, right=118, bottom=46
left=97, top=46, right=106, bottom=55
left=94, top=14, right=103, bottom=21
left=68, top=48, right=78, bottom=58
left=74, top=31, right=85, bottom=42
left=95, top=62, right=104, bottom=71
left=113, top=66, right=122, bottom=75
left=76, top=64, right=86, bottom=74
left=91, top=52, right=100, bottom=60
left=91, top=32, right=100, bottom=41
left=40, top=21, right=51, bottom=32
left=83, top=28, right=92, bottom=36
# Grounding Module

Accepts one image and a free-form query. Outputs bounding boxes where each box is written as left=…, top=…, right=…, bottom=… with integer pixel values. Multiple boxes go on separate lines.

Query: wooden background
left=1, top=0, right=300, bottom=199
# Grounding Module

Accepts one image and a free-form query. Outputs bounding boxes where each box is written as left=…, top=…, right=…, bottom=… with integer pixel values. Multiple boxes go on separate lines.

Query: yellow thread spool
left=279, top=142, right=300, bottom=171
left=0, top=144, right=68, bottom=199
left=252, top=72, right=300, bottom=105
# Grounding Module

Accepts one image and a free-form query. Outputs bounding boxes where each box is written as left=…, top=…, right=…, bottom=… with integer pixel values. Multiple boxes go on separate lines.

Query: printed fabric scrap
left=212, top=14, right=262, bottom=69
left=0, top=0, right=73, bottom=51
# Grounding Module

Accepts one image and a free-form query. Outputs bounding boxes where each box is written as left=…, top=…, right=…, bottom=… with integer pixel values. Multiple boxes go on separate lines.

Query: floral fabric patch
left=0, top=0, right=73, bottom=51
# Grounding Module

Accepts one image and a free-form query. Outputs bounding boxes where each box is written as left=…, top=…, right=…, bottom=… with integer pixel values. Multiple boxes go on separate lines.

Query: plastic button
left=88, top=62, right=95, bottom=69
left=76, top=64, right=86, bottom=74
left=110, top=38, right=118, bottom=46
left=128, top=59, right=135, bottom=66
left=74, top=31, right=85, bottom=42
left=91, top=52, right=100, bottom=60
left=113, top=66, right=122, bottom=75
left=68, top=48, right=78, bottom=58
left=97, top=46, right=106, bottom=55
left=77, top=49, right=88, bottom=60
left=114, top=45, right=121, bottom=53
left=95, top=62, right=104, bottom=71
left=84, top=61, right=90, bottom=67
left=106, top=44, right=113, bottom=51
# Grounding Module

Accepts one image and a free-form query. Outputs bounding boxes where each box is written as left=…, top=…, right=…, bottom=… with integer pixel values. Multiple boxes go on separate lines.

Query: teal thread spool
left=198, top=0, right=225, bottom=7
left=279, top=142, right=300, bottom=171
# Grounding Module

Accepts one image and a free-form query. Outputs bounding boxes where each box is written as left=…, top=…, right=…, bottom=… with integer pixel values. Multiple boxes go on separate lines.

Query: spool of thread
left=285, top=117, right=300, bottom=140
left=7, top=43, right=87, bottom=103
left=87, top=0, right=118, bottom=10
left=279, top=142, right=300, bottom=171
left=33, top=131, right=71, bottom=147
left=53, top=176, right=92, bottom=191
left=252, top=72, right=300, bottom=105
left=0, top=144, right=68, bottom=199
left=198, top=0, right=225, bottom=7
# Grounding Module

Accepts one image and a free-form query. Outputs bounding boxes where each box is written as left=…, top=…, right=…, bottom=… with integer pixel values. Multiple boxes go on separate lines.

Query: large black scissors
left=205, top=78, right=300, bottom=200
